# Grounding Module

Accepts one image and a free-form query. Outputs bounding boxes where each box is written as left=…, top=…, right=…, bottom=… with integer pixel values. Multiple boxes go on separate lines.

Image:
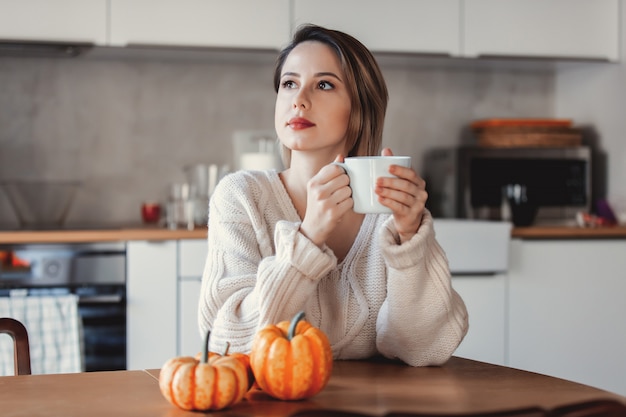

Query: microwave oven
left=423, top=146, right=592, bottom=224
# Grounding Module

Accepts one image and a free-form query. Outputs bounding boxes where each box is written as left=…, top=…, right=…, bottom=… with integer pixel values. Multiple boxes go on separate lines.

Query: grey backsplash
left=0, top=53, right=552, bottom=228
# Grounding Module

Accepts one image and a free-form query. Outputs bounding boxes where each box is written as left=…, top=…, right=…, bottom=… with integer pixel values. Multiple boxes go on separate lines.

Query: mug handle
left=331, top=161, right=347, bottom=173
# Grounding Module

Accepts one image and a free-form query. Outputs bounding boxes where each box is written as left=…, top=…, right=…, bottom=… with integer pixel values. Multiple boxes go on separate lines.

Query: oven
left=0, top=242, right=127, bottom=372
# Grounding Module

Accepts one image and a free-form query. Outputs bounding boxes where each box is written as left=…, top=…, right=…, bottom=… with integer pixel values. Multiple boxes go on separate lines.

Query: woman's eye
left=318, top=80, right=334, bottom=90
left=281, top=80, right=296, bottom=89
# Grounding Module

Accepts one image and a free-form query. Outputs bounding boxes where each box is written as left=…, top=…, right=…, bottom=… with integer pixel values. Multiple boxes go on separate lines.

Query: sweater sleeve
left=198, top=173, right=337, bottom=353
left=375, top=210, right=469, bottom=366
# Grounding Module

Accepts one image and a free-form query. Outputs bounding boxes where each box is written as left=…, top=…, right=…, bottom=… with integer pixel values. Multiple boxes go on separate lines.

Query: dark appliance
left=0, top=242, right=126, bottom=372
left=423, top=146, right=592, bottom=224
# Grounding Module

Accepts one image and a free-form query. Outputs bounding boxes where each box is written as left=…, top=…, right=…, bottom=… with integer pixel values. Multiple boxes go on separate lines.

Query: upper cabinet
left=109, top=0, right=291, bottom=50
left=0, top=0, right=107, bottom=45
left=292, top=0, right=619, bottom=61
left=292, top=0, right=461, bottom=56
left=464, top=0, right=620, bottom=61
left=0, top=0, right=619, bottom=61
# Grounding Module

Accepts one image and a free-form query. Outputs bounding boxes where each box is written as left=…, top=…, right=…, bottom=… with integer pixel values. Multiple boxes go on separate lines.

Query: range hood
left=0, top=41, right=93, bottom=58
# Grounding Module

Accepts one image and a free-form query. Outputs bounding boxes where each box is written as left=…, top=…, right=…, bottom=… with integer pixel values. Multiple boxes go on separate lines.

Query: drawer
left=178, top=239, right=207, bottom=278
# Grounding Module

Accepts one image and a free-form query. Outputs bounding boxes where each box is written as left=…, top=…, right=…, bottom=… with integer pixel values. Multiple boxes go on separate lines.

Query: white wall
left=0, top=54, right=552, bottom=228
left=555, top=4, right=626, bottom=212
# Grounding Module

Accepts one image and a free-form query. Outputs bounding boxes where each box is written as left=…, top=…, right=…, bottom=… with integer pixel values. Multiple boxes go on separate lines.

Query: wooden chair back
left=0, top=317, right=32, bottom=375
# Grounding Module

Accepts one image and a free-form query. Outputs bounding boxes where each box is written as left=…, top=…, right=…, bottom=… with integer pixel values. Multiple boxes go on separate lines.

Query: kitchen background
left=1, top=1, right=625, bottom=397
left=0, top=2, right=625, bottom=229
left=0, top=54, right=554, bottom=228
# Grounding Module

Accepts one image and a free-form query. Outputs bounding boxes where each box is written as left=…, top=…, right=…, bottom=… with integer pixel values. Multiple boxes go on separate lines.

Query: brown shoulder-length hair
left=274, top=24, right=389, bottom=168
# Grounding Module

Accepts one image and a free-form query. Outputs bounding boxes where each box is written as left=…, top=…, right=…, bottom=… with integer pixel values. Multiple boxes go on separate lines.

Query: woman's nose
left=293, top=89, right=310, bottom=109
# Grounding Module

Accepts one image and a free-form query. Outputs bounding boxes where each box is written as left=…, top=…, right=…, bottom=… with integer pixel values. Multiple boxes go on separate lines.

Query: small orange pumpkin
left=250, top=311, right=333, bottom=400
left=223, top=350, right=255, bottom=391
left=159, top=331, right=249, bottom=411
left=196, top=342, right=256, bottom=391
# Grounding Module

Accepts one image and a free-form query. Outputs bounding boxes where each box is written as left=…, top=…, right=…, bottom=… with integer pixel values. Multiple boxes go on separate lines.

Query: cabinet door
left=127, top=240, right=177, bottom=370
left=110, top=0, right=291, bottom=49
left=451, top=274, right=506, bottom=365
left=293, top=0, right=461, bottom=55
left=179, top=278, right=203, bottom=356
left=178, top=239, right=207, bottom=356
left=179, top=239, right=207, bottom=278
left=508, top=239, right=626, bottom=396
left=464, top=0, right=619, bottom=61
left=0, top=0, right=107, bottom=44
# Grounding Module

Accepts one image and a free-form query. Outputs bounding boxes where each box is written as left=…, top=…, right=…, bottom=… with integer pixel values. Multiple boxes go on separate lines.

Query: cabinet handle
left=78, top=294, right=124, bottom=304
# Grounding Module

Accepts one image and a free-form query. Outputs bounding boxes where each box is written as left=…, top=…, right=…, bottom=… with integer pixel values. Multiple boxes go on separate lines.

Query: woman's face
left=274, top=41, right=352, bottom=158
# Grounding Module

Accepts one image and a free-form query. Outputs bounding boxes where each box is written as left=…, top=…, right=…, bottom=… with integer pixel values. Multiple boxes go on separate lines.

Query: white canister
left=239, top=152, right=282, bottom=171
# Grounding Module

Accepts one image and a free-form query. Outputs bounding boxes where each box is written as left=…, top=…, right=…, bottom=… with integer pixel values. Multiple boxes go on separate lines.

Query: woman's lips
left=287, top=117, right=314, bottom=130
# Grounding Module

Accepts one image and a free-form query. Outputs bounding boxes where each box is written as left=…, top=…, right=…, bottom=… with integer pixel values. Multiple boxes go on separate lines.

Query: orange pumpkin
left=159, top=331, right=249, bottom=411
left=224, top=351, right=255, bottom=391
left=250, top=311, right=333, bottom=400
left=196, top=342, right=256, bottom=391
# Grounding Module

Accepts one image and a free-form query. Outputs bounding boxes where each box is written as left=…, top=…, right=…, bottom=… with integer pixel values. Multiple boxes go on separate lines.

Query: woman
left=198, top=24, right=468, bottom=366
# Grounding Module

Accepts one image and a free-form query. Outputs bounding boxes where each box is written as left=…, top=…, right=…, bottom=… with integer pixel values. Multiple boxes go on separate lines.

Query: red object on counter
left=141, top=202, right=162, bottom=224
left=576, top=212, right=617, bottom=228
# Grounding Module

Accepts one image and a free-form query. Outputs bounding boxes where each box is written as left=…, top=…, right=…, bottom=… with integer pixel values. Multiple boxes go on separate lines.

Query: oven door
left=77, top=286, right=127, bottom=371
left=1, top=242, right=127, bottom=373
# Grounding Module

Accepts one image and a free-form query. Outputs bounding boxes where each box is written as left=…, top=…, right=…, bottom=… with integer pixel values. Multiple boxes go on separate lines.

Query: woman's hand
left=376, top=148, right=428, bottom=244
left=299, top=155, right=353, bottom=247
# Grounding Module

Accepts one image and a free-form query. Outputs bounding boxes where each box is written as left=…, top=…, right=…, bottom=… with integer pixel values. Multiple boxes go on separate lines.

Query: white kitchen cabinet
left=452, top=274, right=507, bottom=366
left=127, top=239, right=207, bottom=369
left=508, top=239, right=626, bottom=396
left=0, top=0, right=107, bottom=45
left=435, top=219, right=511, bottom=365
left=109, top=0, right=291, bottom=49
left=126, top=240, right=178, bottom=370
left=178, top=239, right=207, bottom=357
left=464, top=0, right=620, bottom=61
left=292, top=0, right=461, bottom=55
left=179, top=279, right=203, bottom=356
left=179, top=239, right=207, bottom=278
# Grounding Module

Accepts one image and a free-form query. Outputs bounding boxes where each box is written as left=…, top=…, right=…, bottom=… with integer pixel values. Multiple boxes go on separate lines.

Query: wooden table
left=1, top=357, right=624, bottom=417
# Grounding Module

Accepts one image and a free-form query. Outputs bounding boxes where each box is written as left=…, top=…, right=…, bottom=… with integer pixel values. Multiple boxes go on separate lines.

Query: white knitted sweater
left=198, top=170, right=468, bottom=366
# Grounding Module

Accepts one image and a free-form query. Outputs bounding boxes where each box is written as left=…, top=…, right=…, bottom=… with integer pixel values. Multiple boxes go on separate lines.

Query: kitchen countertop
left=1, top=225, right=625, bottom=245
left=511, top=225, right=626, bottom=239
left=0, top=226, right=207, bottom=244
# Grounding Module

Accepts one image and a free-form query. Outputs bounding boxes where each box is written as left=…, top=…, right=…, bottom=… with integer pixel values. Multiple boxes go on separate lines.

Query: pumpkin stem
left=288, top=311, right=306, bottom=341
left=222, top=342, right=231, bottom=356
left=202, top=330, right=210, bottom=363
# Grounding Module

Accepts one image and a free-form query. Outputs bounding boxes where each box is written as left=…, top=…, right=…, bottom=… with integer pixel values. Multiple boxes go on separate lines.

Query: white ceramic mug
left=334, top=156, right=411, bottom=214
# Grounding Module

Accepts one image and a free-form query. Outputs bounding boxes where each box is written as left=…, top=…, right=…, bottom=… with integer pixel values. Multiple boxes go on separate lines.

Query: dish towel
left=0, top=293, right=83, bottom=376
